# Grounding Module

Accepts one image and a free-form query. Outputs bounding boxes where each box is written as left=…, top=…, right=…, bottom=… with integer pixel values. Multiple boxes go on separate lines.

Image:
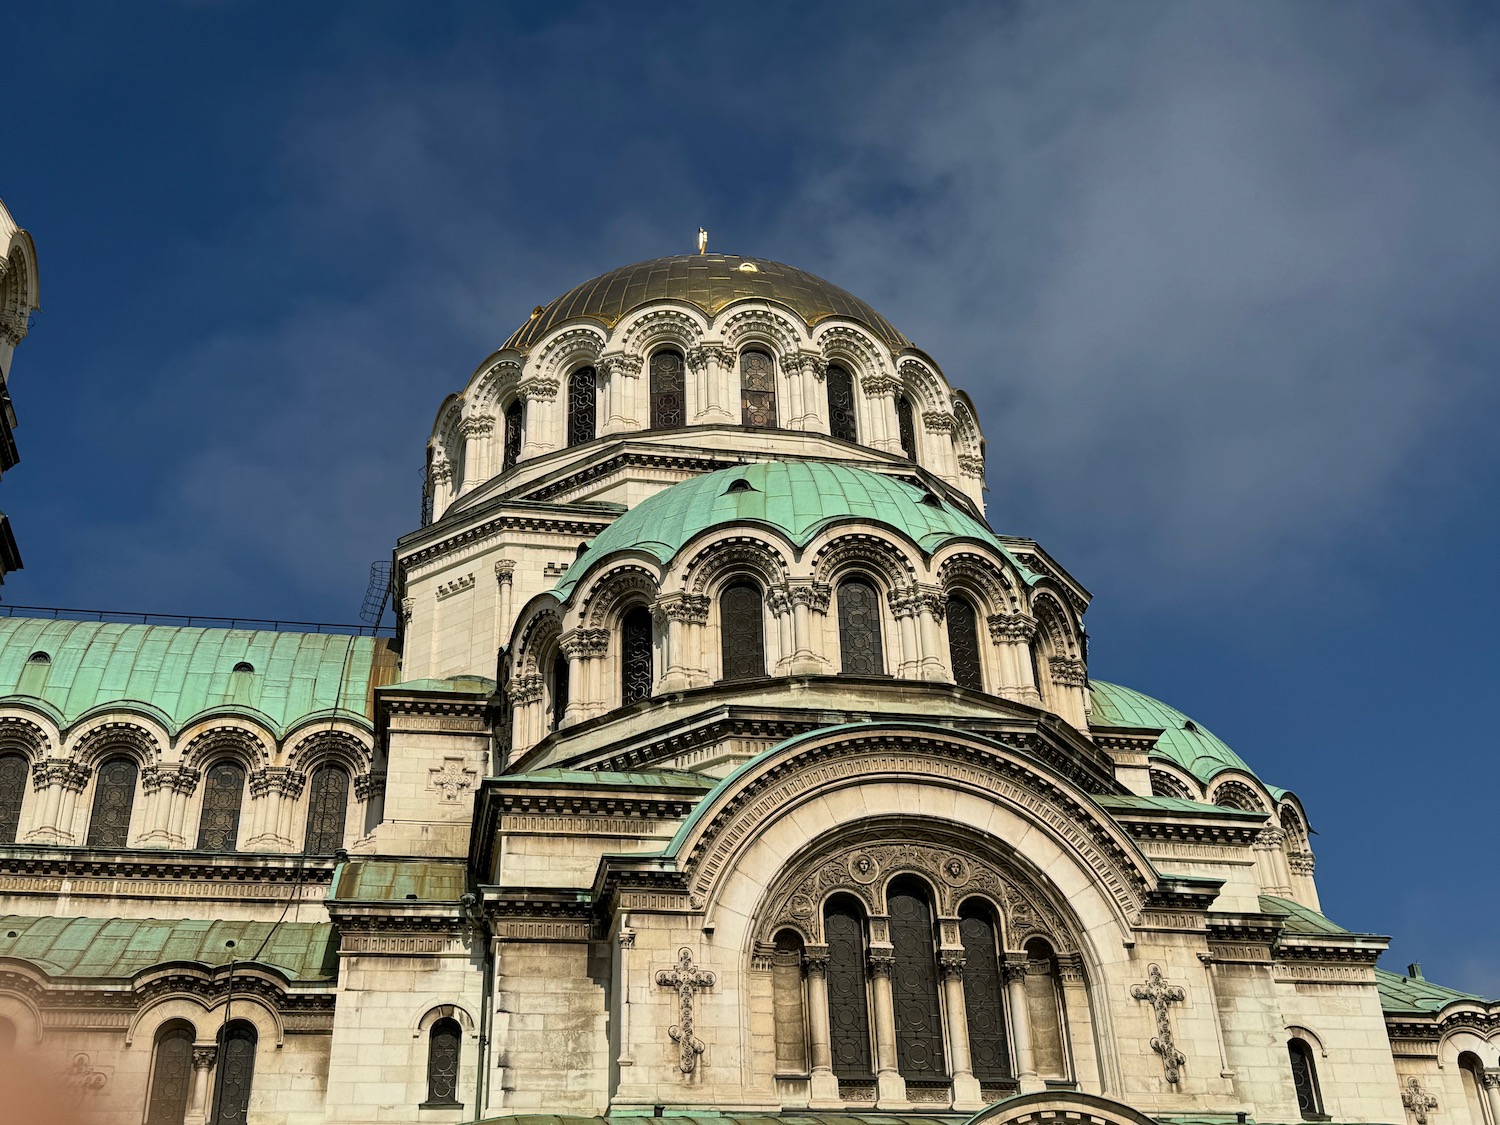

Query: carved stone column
left=517, top=378, right=559, bottom=459
left=890, top=585, right=946, bottom=681
left=804, top=945, right=841, bottom=1107
left=786, top=581, right=832, bottom=676
left=508, top=671, right=545, bottom=753
left=1254, top=826, right=1293, bottom=897
left=184, top=1045, right=216, bottom=1125
left=25, top=759, right=89, bottom=845
left=862, top=374, right=901, bottom=454
left=1480, top=1070, right=1500, bottom=1125
left=988, top=614, right=1040, bottom=705
left=940, top=949, right=984, bottom=1110
left=788, top=352, right=826, bottom=430
left=139, top=766, right=197, bottom=848
left=923, top=410, right=960, bottom=483
left=1004, top=955, right=1044, bottom=1093
left=655, top=593, right=711, bottom=691
left=888, top=589, right=924, bottom=680
left=767, top=586, right=797, bottom=676
left=247, top=767, right=305, bottom=851
left=1047, top=656, right=1090, bottom=729
left=493, top=559, right=516, bottom=652
left=598, top=353, right=644, bottom=431
left=697, top=344, right=736, bottom=422
left=559, top=628, right=608, bottom=724
left=867, top=946, right=906, bottom=1106
left=460, top=414, right=495, bottom=490
left=429, top=458, right=454, bottom=520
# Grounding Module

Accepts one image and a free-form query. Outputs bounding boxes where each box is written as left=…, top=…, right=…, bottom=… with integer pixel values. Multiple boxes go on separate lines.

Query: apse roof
left=0, top=618, right=385, bottom=735
left=553, top=462, right=1031, bottom=600
left=503, top=254, right=910, bottom=351
left=1375, top=966, right=1490, bottom=1014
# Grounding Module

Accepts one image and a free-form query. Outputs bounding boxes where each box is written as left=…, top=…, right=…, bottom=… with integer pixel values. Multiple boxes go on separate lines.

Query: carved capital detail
left=494, top=559, right=516, bottom=585
left=1048, top=656, right=1088, bottom=687
left=560, top=627, right=610, bottom=659
left=598, top=353, right=644, bottom=380
left=988, top=613, right=1037, bottom=644
left=249, top=766, right=306, bottom=800
left=509, top=672, right=544, bottom=704
left=32, top=759, right=91, bottom=793
left=923, top=410, right=956, bottom=433
left=655, top=592, right=711, bottom=625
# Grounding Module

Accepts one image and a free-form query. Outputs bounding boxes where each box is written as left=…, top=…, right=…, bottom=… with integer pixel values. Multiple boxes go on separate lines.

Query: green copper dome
left=553, top=462, right=1026, bottom=599
left=504, top=254, right=909, bottom=351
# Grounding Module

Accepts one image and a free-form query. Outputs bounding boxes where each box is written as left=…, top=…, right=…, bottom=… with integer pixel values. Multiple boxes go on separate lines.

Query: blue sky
left=7, top=2, right=1500, bottom=991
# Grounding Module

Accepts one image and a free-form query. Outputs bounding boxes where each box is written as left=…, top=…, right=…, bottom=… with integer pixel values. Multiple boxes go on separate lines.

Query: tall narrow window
left=1288, top=1038, right=1323, bottom=1120
left=959, top=901, right=1012, bottom=1083
left=146, top=1021, right=195, bottom=1125
left=719, top=582, right=766, bottom=682
left=740, top=349, right=777, bottom=427
left=210, top=1021, right=256, bottom=1125
left=837, top=578, right=885, bottom=676
left=651, top=349, right=685, bottom=428
left=87, top=756, right=138, bottom=847
left=567, top=366, right=597, bottom=446
left=947, top=595, right=984, bottom=691
left=888, top=877, right=946, bottom=1079
left=827, top=364, right=857, bottom=442
left=897, top=393, right=918, bottom=460
left=196, top=762, right=245, bottom=852
left=824, top=897, right=873, bottom=1077
left=0, top=753, right=27, bottom=843
left=424, top=1017, right=462, bottom=1107
left=303, top=765, right=349, bottom=855
left=502, top=399, right=523, bottom=472
left=551, top=652, right=569, bottom=730
left=621, top=606, right=654, bottom=706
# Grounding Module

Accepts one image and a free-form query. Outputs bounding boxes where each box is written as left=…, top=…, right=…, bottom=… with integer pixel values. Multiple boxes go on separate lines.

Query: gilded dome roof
left=504, top=254, right=909, bottom=351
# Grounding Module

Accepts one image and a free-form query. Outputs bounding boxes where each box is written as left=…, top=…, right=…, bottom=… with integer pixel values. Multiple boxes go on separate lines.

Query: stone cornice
left=0, top=846, right=338, bottom=885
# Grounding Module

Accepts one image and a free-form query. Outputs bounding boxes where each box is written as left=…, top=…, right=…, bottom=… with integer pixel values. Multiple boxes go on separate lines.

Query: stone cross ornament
left=656, top=946, right=716, bottom=1074
left=1131, top=963, right=1188, bottom=1084
left=1403, top=1077, right=1440, bottom=1124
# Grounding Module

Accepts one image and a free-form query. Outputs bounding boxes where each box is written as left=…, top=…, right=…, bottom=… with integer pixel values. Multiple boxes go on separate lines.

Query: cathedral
left=0, top=223, right=1496, bottom=1125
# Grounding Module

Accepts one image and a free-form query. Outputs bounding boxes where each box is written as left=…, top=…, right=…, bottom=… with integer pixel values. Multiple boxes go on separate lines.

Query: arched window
left=824, top=896, right=873, bottom=1078
left=719, top=582, right=765, bottom=682
left=196, top=761, right=246, bottom=852
left=959, top=900, right=1012, bottom=1083
left=550, top=652, right=569, bottom=730
left=771, top=930, right=809, bottom=1075
left=0, top=753, right=27, bottom=844
left=887, top=876, right=945, bottom=1079
left=303, top=765, right=349, bottom=855
left=210, top=1020, right=256, bottom=1125
left=621, top=606, right=654, bottom=706
left=896, top=393, right=918, bottom=461
left=87, top=756, right=138, bottom=847
left=740, top=349, right=776, bottom=427
left=146, top=1020, right=195, bottom=1125
left=650, top=349, right=685, bottom=428
left=827, top=364, right=857, bottom=442
left=567, top=366, right=597, bottom=446
left=502, top=399, right=523, bottom=472
left=946, top=594, right=984, bottom=691
left=1288, top=1037, right=1324, bottom=1120
left=424, top=1017, right=462, bottom=1107
left=837, top=578, right=885, bottom=676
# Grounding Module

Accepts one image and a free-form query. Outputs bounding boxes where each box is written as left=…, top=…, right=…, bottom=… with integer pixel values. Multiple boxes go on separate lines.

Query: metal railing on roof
left=0, top=603, right=397, bottom=637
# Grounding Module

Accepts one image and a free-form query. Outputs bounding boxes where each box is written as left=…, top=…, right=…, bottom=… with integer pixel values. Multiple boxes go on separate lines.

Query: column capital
left=939, top=949, right=967, bottom=980
left=597, top=352, right=644, bottom=380
left=988, top=613, right=1037, bottom=643
left=803, top=944, right=830, bottom=977
left=191, top=1046, right=217, bottom=1070
left=32, top=759, right=90, bottom=793
left=248, top=766, right=305, bottom=800
left=560, top=627, right=609, bottom=659
left=1481, top=1070, right=1500, bottom=1091
left=494, top=559, right=516, bottom=585
left=867, top=948, right=896, bottom=978
left=1002, top=953, right=1030, bottom=983
left=654, top=592, right=710, bottom=624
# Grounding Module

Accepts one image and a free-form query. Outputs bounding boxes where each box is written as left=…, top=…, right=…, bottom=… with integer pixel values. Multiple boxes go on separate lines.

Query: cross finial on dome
left=696, top=227, right=707, bottom=255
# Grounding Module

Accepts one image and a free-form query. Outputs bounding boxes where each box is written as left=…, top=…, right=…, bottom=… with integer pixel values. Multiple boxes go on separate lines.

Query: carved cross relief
left=1403, top=1077, right=1440, bottom=1124
left=429, top=757, right=477, bottom=802
left=656, top=946, right=716, bottom=1074
left=1131, top=963, right=1188, bottom=1084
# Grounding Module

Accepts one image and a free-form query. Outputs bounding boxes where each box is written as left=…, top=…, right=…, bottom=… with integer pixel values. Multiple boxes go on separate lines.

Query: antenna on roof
left=696, top=227, right=708, bottom=255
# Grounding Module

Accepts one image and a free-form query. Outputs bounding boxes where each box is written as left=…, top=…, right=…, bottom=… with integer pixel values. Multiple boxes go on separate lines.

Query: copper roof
left=503, top=254, right=909, bottom=351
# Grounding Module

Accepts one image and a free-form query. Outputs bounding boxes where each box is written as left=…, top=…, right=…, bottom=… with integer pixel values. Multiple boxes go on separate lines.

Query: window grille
left=567, top=366, right=597, bottom=446
left=946, top=595, right=984, bottom=691
left=837, top=579, right=885, bottom=675
left=196, top=762, right=245, bottom=852
left=502, top=399, right=523, bottom=472
left=303, top=766, right=349, bottom=855
left=1289, top=1038, right=1323, bottom=1119
left=959, top=902, right=1013, bottom=1082
left=650, top=349, right=685, bottom=428
left=425, top=1017, right=462, bottom=1106
left=86, top=756, right=138, bottom=847
left=824, top=899, right=873, bottom=1077
left=888, top=878, right=946, bottom=1077
left=0, top=753, right=26, bottom=843
left=551, top=653, right=569, bottom=730
left=719, top=583, right=765, bottom=682
left=621, top=606, right=653, bottom=706
left=740, top=349, right=776, bottom=427
left=146, top=1022, right=194, bottom=1125
left=897, top=393, right=918, bottom=460
left=827, top=364, right=857, bottom=442
left=210, top=1021, right=256, bottom=1125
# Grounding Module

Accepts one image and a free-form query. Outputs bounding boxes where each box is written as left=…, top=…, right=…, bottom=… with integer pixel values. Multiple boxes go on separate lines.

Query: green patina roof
left=501, top=768, right=716, bottom=790
left=0, top=915, right=337, bottom=981
left=331, top=859, right=468, bottom=903
left=1090, top=679, right=1282, bottom=796
left=1096, top=794, right=1265, bottom=818
left=378, top=675, right=495, bottom=695
left=0, top=619, right=381, bottom=735
left=554, top=462, right=1030, bottom=599
left=1375, top=966, right=1490, bottom=1014
left=1258, top=894, right=1349, bottom=936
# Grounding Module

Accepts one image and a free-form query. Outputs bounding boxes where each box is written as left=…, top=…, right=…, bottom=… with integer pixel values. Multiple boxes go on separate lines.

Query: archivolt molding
left=70, top=720, right=162, bottom=767
left=1149, top=769, right=1196, bottom=801
left=0, top=715, right=52, bottom=761
left=468, top=357, right=523, bottom=413
left=1031, top=589, right=1081, bottom=661
left=937, top=550, right=1019, bottom=615
left=677, top=535, right=792, bottom=598
left=575, top=564, right=661, bottom=629
left=513, top=605, right=563, bottom=670
left=676, top=726, right=1154, bottom=924
left=1211, top=779, right=1266, bottom=814
left=718, top=307, right=805, bottom=356
left=181, top=724, right=272, bottom=772
left=814, top=324, right=891, bottom=384
left=618, top=307, right=706, bottom=354
left=953, top=399, right=983, bottom=461
left=896, top=358, right=947, bottom=413
left=809, top=532, right=919, bottom=591
left=413, top=1002, right=477, bottom=1037
left=284, top=728, right=372, bottom=775
left=968, top=1091, right=1161, bottom=1125
left=532, top=326, right=606, bottom=386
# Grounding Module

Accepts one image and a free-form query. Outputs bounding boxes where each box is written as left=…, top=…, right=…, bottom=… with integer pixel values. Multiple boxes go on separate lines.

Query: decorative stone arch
left=284, top=728, right=371, bottom=776
left=617, top=305, right=708, bottom=356
left=676, top=534, right=793, bottom=600
left=808, top=529, right=921, bottom=593
left=430, top=395, right=466, bottom=473
left=69, top=718, right=163, bottom=768
left=1149, top=768, right=1196, bottom=800
left=180, top=723, right=272, bottom=773
left=896, top=356, right=949, bottom=415
left=125, top=982, right=285, bottom=1048
left=466, top=356, right=523, bottom=415
left=717, top=305, right=808, bottom=357
left=0, top=230, right=39, bottom=344
left=1278, top=799, right=1311, bottom=846
left=814, top=323, right=892, bottom=386
left=0, top=988, right=43, bottom=1047
left=953, top=396, right=983, bottom=461
left=936, top=549, right=1020, bottom=617
left=1287, top=1023, right=1330, bottom=1058
left=968, top=1090, right=1161, bottom=1125
left=532, top=325, right=606, bottom=388
left=574, top=563, right=662, bottom=631
left=1211, top=778, right=1267, bottom=813
left=1030, top=588, right=1081, bottom=662
left=411, top=1002, right=478, bottom=1039
left=0, top=715, right=51, bottom=762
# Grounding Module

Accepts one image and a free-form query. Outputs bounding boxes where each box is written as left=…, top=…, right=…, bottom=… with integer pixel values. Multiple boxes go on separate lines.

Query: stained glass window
left=210, top=1021, right=256, bottom=1125
left=87, top=756, right=138, bottom=848
left=824, top=898, right=873, bottom=1077
left=837, top=579, right=885, bottom=676
left=719, top=582, right=765, bottom=682
left=502, top=399, right=523, bottom=472
left=621, top=606, right=653, bottom=706
left=196, top=762, right=245, bottom=852
left=947, top=595, right=984, bottom=691
left=551, top=653, right=569, bottom=730
left=740, top=349, right=776, bottom=427
left=567, top=366, right=597, bottom=446
left=0, top=753, right=27, bottom=843
left=650, top=349, right=685, bottom=428
left=959, top=901, right=1012, bottom=1082
left=1289, top=1039, right=1322, bottom=1119
left=303, top=765, right=348, bottom=855
left=897, top=393, right=918, bottom=461
left=425, top=1017, right=462, bottom=1106
left=888, top=877, right=946, bottom=1078
left=146, top=1021, right=194, bottom=1125
left=827, top=364, right=857, bottom=442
